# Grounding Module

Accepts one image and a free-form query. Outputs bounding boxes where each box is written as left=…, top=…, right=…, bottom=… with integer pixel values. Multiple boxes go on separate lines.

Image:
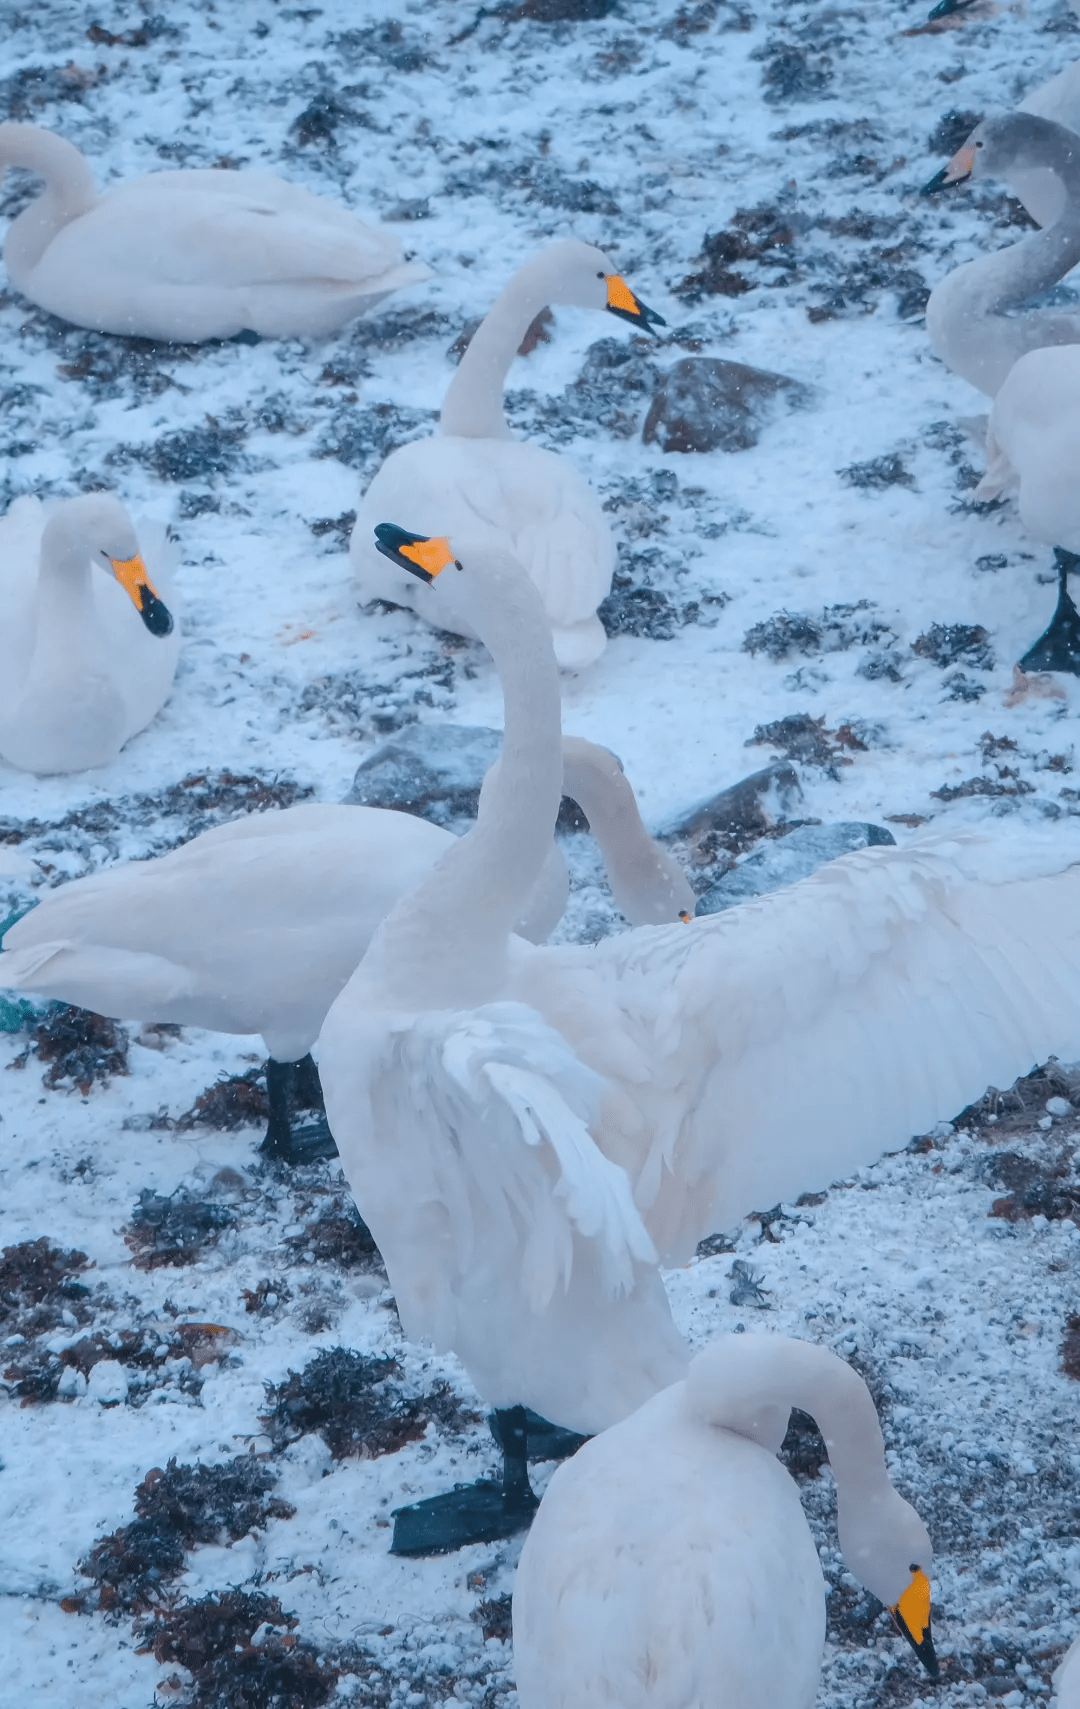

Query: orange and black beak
left=890, top=1568, right=939, bottom=1679
left=605, top=274, right=666, bottom=334
left=106, top=551, right=174, bottom=637
left=373, top=523, right=458, bottom=584
left=922, top=143, right=975, bottom=195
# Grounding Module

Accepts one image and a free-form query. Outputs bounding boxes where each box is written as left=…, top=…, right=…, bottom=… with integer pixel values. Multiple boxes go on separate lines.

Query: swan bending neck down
left=513, top=1336, right=937, bottom=1709
left=924, top=113, right=1080, bottom=396
left=319, top=526, right=689, bottom=1547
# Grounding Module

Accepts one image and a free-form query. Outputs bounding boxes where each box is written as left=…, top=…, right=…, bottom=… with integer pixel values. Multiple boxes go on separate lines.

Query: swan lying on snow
left=0, top=737, right=690, bottom=1160
left=350, top=240, right=665, bottom=671
left=0, top=494, right=178, bottom=775
left=514, top=1336, right=938, bottom=1709
left=0, top=121, right=432, bottom=341
left=320, top=524, right=1080, bottom=1551
left=923, top=113, right=1080, bottom=398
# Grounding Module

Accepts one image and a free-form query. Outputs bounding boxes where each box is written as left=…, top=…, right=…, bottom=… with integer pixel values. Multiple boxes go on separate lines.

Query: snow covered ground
left=3, top=0, right=1080, bottom=1703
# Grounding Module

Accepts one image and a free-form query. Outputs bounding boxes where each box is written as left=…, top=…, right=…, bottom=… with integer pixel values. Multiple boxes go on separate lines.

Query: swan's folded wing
left=322, top=1000, right=656, bottom=1353
left=1, top=940, right=198, bottom=1013
left=515, top=828, right=1080, bottom=1262
left=114, top=193, right=412, bottom=290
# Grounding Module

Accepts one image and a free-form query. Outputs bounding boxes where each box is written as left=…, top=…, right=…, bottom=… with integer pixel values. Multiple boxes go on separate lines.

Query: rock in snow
left=695, top=821, right=897, bottom=916
left=642, top=357, right=809, bottom=454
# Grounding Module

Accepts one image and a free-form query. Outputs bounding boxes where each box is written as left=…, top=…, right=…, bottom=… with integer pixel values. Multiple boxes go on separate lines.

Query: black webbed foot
left=1019, top=549, right=1080, bottom=677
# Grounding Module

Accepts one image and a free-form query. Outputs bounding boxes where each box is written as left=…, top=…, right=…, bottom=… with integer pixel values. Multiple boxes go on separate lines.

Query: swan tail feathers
left=0, top=939, right=78, bottom=985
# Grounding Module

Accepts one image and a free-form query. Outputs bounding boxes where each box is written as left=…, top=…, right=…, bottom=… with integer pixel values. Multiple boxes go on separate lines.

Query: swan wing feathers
left=515, top=829, right=1080, bottom=1258
left=330, top=1001, right=655, bottom=1350
left=90, top=185, right=408, bottom=289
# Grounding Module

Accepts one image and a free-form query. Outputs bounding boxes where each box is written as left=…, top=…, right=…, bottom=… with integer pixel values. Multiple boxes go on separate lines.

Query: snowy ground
left=3, top=0, right=1080, bottom=1703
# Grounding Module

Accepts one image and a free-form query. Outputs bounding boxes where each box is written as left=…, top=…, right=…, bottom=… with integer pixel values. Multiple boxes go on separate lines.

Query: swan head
left=838, top=1487, right=937, bottom=1677
left=533, top=238, right=666, bottom=334
left=373, top=523, right=550, bottom=637
left=923, top=112, right=1080, bottom=197
left=41, top=494, right=174, bottom=637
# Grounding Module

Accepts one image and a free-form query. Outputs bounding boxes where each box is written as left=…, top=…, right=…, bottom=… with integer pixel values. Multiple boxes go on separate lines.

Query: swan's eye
left=975, top=140, right=983, bottom=148
left=596, top=270, right=605, bottom=279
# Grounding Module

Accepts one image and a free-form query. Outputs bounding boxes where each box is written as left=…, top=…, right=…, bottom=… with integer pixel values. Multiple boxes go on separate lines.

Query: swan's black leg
left=1019, top=548, right=1080, bottom=676
left=258, top=1055, right=339, bottom=1165
left=390, top=1405, right=541, bottom=1556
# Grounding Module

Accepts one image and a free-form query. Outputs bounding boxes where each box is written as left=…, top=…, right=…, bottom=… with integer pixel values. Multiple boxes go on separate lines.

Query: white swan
left=973, top=343, right=1080, bottom=672
left=0, top=121, right=432, bottom=341
left=924, top=113, right=1080, bottom=396
left=322, top=525, right=1080, bottom=1463
left=349, top=240, right=665, bottom=671
left=0, top=494, right=179, bottom=775
left=0, top=735, right=690, bottom=1154
left=513, top=1335, right=938, bottom=1709
left=1056, top=1632, right=1080, bottom=1709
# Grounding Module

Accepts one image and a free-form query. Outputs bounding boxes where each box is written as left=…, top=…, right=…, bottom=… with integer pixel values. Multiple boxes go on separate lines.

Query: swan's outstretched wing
left=513, top=828, right=1080, bottom=1261
left=321, top=999, right=685, bottom=1431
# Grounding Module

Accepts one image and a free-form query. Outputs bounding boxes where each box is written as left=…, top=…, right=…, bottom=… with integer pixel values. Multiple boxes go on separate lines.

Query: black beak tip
left=373, top=521, right=437, bottom=582
left=607, top=300, right=666, bottom=335
left=140, top=594, right=174, bottom=638
left=927, top=0, right=965, bottom=16
left=921, top=165, right=950, bottom=196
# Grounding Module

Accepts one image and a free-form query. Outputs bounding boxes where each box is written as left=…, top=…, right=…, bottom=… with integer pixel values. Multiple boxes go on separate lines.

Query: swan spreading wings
left=322, top=527, right=1080, bottom=1460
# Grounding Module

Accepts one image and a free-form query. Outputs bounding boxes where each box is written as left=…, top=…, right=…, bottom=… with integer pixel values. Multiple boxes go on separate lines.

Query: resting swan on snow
left=0, top=494, right=178, bottom=775
left=319, top=524, right=1080, bottom=1550
left=924, top=113, right=1080, bottom=398
left=0, top=121, right=432, bottom=341
left=350, top=240, right=664, bottom=671
left=0, top=736, right=691, bottom=1161
left=513, top=1335, right=938, bottom=1709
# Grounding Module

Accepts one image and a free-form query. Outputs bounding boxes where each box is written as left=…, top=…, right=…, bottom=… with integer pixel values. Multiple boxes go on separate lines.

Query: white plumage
left=0, top=121, right=432, bottom=341
left=0, top=494, right=180, bottom=775
left=513, top=1335, right=936, bottom=1709
left=351, top=240, right=664, bottom=671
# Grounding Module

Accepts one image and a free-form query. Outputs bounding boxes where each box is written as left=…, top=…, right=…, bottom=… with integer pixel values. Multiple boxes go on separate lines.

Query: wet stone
left=643, top=358, right=808, bottom=454
left=343, top=724, right=502, bottom=827
left=696, top=822, right=896, bottom=916
left=661, top=762, right=803, bottom=865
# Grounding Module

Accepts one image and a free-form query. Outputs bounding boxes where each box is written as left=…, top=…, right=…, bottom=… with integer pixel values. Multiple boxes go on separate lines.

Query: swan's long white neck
left=926, top=138, right=1080, bottom=396
left=353, top=560, right=563, bottom=1009
left=560, top=737, right=688, bottom=924
left=440, top=249, right=570, bottom=441
left=32, top=506, right=104, bottom=666
left=0, top=123, right=97, bottom=282
left=686, top=1336, right=914, bottom=1602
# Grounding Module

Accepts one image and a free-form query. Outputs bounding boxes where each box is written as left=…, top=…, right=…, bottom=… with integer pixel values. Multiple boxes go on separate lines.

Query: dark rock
left=696, top=822, right=896, bottom=916
left=343, top=724, right=502, bottom=827
left=643, top=358, right=807, bottom=454
left=449, top=308, right=554, bottom=363
left=660, top=762, right=803, bottom=860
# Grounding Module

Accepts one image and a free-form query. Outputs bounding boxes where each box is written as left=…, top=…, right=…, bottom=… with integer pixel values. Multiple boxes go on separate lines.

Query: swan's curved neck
left=440, top=251, right=567, bottom=440
left=928, top=145, right=1080, bottom=395
left=0, top=123, right=97, bottom=279
left=33, top=511, right=100, bottom=663
left=356, top=565, right=563, bottom=1009
left=560, top=737, right=677, bottom=922
left=687, top=1337, right=894, bottom=1572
